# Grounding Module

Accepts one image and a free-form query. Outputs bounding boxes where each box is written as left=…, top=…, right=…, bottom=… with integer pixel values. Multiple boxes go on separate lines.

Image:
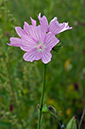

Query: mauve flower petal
left=23, top=48, right=41, bottom=62
left=58, top=22, right=72, bottom=34
left=23, top=22, right=30, bottom=35
left=15, top=27, right=26, bottom=37
left=28, top=25, right=46, bottom=43
left=44, top=32, right=59, bottom=50
left=21, top=35, right=37, bottom=51
left=49, top=17, right=72, bottom=35
left=49, top=17, right=64, bottom=34
left=41, top=49, right=52, bottom=64
left=38, top=13, right=48, bottom=32
left=30, top=17, right=36, bottom=26
left=7, top=37, right=21, bottom=47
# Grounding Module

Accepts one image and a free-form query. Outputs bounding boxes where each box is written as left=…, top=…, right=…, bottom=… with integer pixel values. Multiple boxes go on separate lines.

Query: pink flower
left=38, top=13, right=72, bottom=35
left=7, top=18, right=59, bottom=64
left=7, top=13, right=72, bottom=64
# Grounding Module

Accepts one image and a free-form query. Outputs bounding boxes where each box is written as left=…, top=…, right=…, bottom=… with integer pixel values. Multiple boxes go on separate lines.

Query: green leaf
left=52, top=43, right=63, bottom=53
left=66, top=116, right=77, bottom=129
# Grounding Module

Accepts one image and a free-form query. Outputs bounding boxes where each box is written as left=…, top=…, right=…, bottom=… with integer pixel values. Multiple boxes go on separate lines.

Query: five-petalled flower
left=7, top=13, right=72, bottom=64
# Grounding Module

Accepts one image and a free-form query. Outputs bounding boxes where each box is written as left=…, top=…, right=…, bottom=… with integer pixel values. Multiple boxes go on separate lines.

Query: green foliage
left=52, top=42, right=63, bottom=53
left=0, top=0, right=85, bottom=129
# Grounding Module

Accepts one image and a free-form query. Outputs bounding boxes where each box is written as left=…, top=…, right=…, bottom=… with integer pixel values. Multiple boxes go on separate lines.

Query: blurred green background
left=0, top=0, right=85, bottom=129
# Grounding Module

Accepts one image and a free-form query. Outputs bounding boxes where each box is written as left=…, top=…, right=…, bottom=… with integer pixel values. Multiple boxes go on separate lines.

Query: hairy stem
left=37, top=64, right=46, bottom=129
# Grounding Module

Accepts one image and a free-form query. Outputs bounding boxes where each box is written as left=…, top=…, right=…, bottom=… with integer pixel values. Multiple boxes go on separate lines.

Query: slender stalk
left=54, top=115, right=62, bottom=129
left=37, top=64, right=46, bottom=129
left=79, top=106, right=85, bottom=129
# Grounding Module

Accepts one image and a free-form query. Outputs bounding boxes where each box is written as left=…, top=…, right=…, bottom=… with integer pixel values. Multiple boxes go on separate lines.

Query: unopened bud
left=66, top=116, right=77, bottom=129
left=48, top=106, right=56, bottom=114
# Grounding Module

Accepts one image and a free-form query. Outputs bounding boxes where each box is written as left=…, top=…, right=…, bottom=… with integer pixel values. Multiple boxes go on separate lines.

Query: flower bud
left=66, top=116, right=77, bottom=129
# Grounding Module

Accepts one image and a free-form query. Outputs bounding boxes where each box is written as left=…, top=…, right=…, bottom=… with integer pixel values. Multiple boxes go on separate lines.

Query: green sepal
left=42, top=104, right=49, bottom=113
left=66, top=116, right=77, bottom=129
left=52, top=43, right=63, bottom=53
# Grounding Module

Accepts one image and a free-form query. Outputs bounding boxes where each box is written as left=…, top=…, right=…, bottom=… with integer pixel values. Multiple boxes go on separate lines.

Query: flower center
left=38, top=44, right=43, bottom=50
left=37, top=43, right=45, bottom=51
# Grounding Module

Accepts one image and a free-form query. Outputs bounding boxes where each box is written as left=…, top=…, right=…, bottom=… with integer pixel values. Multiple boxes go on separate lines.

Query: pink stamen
left=38, top=44, right=43, bottom=50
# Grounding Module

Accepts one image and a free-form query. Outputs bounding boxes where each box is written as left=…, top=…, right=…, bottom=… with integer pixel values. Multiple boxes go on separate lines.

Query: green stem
left=54, top=114, right=62, bottom=128
left=79, top=106, right=85, bottom=129
left=37, top=64, right=46, bottom=129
